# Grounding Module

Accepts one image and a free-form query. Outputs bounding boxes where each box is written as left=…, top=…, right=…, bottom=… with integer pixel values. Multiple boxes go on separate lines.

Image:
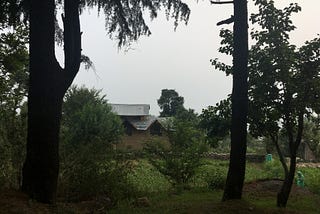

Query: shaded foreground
left=1, top=179, right=319, bottom=214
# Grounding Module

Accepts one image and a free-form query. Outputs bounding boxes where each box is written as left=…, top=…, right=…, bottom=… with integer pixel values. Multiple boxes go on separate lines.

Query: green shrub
left=206, top=169, right=226, bottom=190
left=144, top=119, right=208, bottom=189
left=263, top=159, right=284, bottom=179
left=58, top=86, right=131, bottom=204
left=299, top=167, right=320, bottom=194
left=127, top=160, right=171, bottom=194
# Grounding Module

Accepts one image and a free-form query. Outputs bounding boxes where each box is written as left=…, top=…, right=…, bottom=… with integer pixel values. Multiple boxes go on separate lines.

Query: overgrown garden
left=0, top=0, right=320, bottom=213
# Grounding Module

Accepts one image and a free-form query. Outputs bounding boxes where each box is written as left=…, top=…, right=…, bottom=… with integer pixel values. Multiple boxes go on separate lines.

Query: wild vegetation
left=0, top=0, right=319, bottom=213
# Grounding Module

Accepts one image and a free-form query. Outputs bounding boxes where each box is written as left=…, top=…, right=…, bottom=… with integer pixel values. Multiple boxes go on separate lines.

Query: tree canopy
left=199, top=98, right=231, bottom=147
left=158, top=89, right=185, bottom=117
left=0, top=24, right=28, bottom=188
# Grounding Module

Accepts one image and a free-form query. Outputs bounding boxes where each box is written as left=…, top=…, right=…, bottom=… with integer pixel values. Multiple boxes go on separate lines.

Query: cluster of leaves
left=2, top=0, right=190, bottom=47
left=158, top=89, right=185, bottom=117
left=144, top=118, right=208, bottom=190
left=199, top=98, right=231, bottom=147
left=59, top=86, right=133, bottom=203
left=0, top=1, right=27, bottom=28
left=60, top=0, right=189, bottom=47
left=0, top=25, right=28, bottom=188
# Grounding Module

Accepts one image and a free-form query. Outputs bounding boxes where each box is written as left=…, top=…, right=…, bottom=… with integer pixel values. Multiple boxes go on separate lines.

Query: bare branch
left=217, top=15, right=234, bottom=26
left=210, top=1, right=234, bottom=5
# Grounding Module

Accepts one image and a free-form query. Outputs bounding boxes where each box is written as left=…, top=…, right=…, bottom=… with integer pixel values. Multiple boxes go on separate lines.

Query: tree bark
left=277, top=155, right=296, bottom=207
left=271, top=134, right=289, bottom=178
left=277, top=113, right=304, bottom=207
left=222, top=0, right=248, bottom=201
left=22, top=0, right=81, bottom=203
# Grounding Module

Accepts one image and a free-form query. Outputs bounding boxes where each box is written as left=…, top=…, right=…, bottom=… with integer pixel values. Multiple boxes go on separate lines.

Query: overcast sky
left=58, top=0, right=320, bottom=116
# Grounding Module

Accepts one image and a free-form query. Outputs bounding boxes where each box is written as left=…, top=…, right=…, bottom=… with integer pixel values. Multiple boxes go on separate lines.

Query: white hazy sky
left=60, top=0, right=320, bottom=115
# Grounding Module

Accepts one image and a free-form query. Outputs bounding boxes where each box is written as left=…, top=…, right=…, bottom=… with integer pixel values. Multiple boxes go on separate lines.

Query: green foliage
left=299, top=167, right=320, bottom=195
left=0, top=25, right=28, bottom=189
left=110, top=160, right=320, bottom=213
left=127, top=160, right=171, bottom=194
left=59, top=85, right=128, bottom=202
left=263, top=160, right=283, bottom=179
left=61, top=86, right=123, bottom=146
left=0, top=1, right=25, bottom=27
left=0, top=25, right=28, bottom=113
left=212, top=1, right=320, bottom=184
left=157, top=89, right=185, bottom=117
left=144, top=119, right=208, bottom=189
left=79, top=0, right=190, bottom=47
left=199, top=98, right=231, bottom=147
left=205, top=169, right=226, bottom=190
left=2, top=0, right=190, bottom=47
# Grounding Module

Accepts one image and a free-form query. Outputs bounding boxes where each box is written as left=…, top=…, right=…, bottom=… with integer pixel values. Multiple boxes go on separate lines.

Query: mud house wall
left=117, top=128, right=169, bottom=150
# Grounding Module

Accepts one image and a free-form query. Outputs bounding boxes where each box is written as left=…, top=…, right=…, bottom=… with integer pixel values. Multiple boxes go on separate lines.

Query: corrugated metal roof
left=110, top=104, right=150, bottom=116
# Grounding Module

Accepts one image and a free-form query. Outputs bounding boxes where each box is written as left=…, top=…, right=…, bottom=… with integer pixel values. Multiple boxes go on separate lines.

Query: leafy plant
left=58, top=86, right=131, bottom=204
left=144, top=119, right=208, bottom=190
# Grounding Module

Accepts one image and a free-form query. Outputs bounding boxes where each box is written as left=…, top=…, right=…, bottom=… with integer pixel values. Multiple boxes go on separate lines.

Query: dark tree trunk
left=272, top=135, right=289, bottom=178
left=277, top=155, right=296, bottom=207
left=222, top=0, right=248, bottom=201
left=277, top=113, right=304, bottom=207
left=22, top=0, right=81, bottom=203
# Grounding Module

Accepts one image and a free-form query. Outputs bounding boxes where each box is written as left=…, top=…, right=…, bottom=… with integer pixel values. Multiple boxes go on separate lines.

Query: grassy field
left=109, top=159, right=320, bottom=214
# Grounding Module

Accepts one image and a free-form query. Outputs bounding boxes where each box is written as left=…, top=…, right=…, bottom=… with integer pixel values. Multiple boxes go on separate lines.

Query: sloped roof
left=127, top=115, right=157, bottom=131
left=157, top=117, right=174, bottom=129
left=126, top=116, right=174, bottom=131
left=110, top=104, right=150, bottom=116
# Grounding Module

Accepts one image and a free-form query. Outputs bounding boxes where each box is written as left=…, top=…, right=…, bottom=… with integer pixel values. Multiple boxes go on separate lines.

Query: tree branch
left=63, top=0, right=81, bottom=91
left=210, top=1, right=234, bottom=5
left=217, top=15, right=234, bottom=26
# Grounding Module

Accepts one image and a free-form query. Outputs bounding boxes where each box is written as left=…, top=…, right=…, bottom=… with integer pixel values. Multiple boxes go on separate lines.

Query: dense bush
left=144, top=119, right=208, bottom=190
left=299, top=167, right=320, bottom=194
left=264, top=159, right=284, bottom=179
left=58, top=86, right=132, bottom=203
left=127, top=160, right=171, bottom=194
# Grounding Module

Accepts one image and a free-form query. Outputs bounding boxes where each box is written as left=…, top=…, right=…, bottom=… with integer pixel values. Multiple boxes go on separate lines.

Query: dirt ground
left=243, top=179, right=314, bottom=197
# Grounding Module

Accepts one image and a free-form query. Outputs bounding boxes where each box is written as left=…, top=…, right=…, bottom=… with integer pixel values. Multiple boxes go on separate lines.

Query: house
left=110, top=104, right=170, bottom=150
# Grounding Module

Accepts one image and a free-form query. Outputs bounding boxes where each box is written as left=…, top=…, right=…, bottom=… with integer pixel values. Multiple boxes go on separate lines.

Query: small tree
left=249, top=0, right=320, bottom=207
left=144, top=118, right=207, bottom=189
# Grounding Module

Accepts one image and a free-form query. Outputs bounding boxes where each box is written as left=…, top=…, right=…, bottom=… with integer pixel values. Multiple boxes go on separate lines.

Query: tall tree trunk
left=222, top=0, right=248, bottom=201
left=22, top=0, right=81, bottom=203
